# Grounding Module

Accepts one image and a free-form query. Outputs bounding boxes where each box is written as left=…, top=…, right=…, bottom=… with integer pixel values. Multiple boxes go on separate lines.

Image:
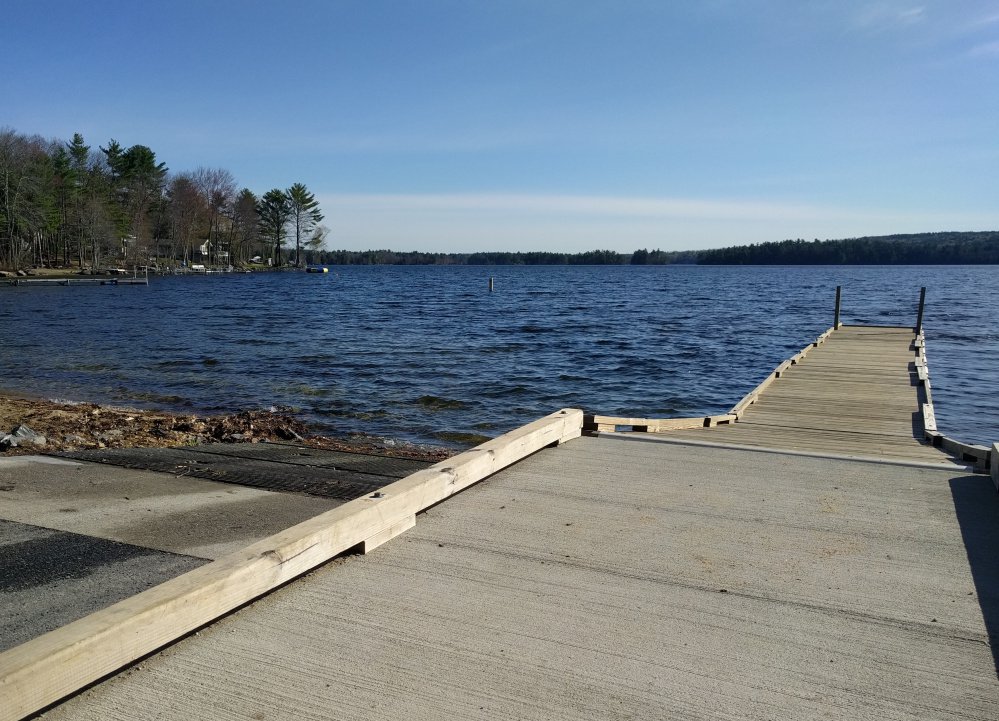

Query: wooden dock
left=657, top=325, right=952, bottom=464
left=2, top=268, right=149, bottom=286
left=587, top=289, right=993, bottom=472
left=3, top=277, right=148, bottom=286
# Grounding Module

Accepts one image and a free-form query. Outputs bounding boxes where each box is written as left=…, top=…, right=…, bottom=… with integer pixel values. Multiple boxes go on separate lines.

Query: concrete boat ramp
left=2, top=320, right=998, bottom=719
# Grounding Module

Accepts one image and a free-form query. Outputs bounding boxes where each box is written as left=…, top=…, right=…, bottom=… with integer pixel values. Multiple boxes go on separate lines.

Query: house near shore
left=198, top=240, right=230, bottom=265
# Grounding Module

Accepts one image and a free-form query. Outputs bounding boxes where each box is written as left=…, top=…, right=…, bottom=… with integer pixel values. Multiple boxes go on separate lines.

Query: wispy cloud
left=970, top=12, right=999, bottom=27
left=855, top=3, right=926, bottom=30
left=968, top=40, right=999, bottom=57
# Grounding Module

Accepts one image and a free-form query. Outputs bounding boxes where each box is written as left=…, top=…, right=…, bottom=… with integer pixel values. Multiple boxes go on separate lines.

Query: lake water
left=1, top=265, right=996, bottom=448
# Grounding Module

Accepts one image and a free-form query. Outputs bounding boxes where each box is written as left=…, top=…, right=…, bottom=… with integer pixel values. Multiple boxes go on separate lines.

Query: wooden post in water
left=489, top=277, right=494, bottom=292
left=915, top=287, right=926, bottom=334
left=834, top=286, right=841, bottom=329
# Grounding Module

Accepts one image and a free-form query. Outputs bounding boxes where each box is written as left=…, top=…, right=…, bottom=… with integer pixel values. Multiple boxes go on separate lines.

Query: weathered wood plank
left=585, top=415, right=706, bottom=432
left=361, top=514, right=416, bottom=553
left=586, top=413, right=745, bottom=433
left=922, top=403, right=937, bottom=433
left=925, top=432, right=990, bottom=470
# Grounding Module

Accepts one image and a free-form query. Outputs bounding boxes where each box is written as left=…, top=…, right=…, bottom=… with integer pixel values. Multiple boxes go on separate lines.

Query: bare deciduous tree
left=193, top=167, right=236, bottom=266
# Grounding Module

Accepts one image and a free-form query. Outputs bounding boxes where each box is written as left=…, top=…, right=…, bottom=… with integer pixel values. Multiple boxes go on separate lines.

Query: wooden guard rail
left=914, top=330, right=993, bottom=474
left=0, top=409, right=584, bottom=721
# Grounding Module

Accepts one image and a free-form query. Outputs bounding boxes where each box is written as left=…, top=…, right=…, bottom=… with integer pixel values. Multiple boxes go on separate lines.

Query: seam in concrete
left=597, top=433, right=974, bottom=472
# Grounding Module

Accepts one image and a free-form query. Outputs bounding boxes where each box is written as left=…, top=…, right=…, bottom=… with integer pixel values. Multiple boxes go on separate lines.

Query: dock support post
left=833, top=286, right=841, bottom=329
left=489, top=277, right=494, bottom=292
left=991, top=442, right=998, bottom=492
left=915, top=287, right=926, bottom=334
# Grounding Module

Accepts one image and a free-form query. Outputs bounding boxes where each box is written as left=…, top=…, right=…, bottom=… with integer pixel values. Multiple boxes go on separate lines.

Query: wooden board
left=585, top=415, right=704, bottom=432
left=923, top=403, right=937, bottom=431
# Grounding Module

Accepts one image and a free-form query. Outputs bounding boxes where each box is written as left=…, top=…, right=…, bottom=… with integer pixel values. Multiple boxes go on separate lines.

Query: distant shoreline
left=5, top=231, right=998, bottom=276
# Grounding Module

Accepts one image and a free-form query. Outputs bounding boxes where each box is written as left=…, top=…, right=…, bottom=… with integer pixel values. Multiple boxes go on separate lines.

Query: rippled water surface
left=1, top=265, right=996, bottom=447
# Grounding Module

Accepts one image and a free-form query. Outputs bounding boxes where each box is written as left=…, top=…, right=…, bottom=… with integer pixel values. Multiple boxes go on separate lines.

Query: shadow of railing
left=950, top=474, right=999, bottom=678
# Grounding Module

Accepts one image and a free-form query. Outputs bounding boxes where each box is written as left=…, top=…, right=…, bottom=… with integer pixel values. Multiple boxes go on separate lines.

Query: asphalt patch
left=0, top=519, right=205, bottom=652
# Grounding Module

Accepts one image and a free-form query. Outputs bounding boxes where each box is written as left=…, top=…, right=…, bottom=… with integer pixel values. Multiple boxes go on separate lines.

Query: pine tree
left=256, top=188, right=290, bottom=266
left=285, top=182, right=323, bottom=267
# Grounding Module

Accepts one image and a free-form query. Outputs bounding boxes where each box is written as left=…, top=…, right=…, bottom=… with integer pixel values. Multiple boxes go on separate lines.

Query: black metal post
left=915, top=287, right=926, bottom=334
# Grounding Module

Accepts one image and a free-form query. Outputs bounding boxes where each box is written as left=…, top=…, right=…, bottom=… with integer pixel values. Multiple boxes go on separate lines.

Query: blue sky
left=3, top=1, right=998, bottom=252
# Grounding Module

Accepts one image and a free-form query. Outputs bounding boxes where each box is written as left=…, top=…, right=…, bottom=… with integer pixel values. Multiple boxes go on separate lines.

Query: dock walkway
left=660, top=325, right=950, bottom=464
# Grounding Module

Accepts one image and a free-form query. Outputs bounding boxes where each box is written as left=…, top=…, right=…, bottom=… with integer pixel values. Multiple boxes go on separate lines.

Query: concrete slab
left=33, top=437, right=999, bottom=719
left=0, top=456, right=340, bottom=560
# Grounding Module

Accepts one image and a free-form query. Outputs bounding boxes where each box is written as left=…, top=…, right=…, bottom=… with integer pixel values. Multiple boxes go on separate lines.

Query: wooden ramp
left=590, top=325, right=965, bottom=466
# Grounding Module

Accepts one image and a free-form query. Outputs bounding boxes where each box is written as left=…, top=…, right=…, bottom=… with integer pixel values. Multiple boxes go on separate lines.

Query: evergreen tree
left=98, top=141, right=166, bottom=261
left=256, top=188, right=290, bottom=266
left=230, top=188, right=260, bottom=264
left=285, top=182, right=323, bottom=267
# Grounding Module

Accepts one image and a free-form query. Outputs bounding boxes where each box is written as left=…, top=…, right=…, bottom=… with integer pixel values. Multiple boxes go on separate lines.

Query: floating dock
left=3, top=276, right=148, bottom=287
left=1, top=290, right=997, bottom=720
left=2, top=268, right=150, bottom=286
left=589, top=326, right=958, bottom=462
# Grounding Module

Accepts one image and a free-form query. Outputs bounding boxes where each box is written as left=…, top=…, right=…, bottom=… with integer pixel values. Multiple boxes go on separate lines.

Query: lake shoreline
left=0, top=391, right=455, bottom=462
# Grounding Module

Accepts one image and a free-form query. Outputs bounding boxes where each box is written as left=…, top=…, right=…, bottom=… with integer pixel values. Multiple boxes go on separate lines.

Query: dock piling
left=834, top=286, right=841, bottom=329
left=915, top=287, right=926, bottom=334
left=992, top=442, right=998, bottom=491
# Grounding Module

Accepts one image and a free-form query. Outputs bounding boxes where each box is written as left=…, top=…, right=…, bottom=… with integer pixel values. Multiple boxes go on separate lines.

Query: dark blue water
left=0, top=266, right=995, bottom=447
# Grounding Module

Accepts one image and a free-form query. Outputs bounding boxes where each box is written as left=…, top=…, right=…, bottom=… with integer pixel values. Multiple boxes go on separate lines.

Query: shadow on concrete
left=0, top=520, right=205, bottom=652
left=950, top=474, right=999, bottom=678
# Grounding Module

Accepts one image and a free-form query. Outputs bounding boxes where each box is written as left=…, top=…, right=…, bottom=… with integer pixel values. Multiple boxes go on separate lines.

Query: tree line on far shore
left=694, top=232, right=999, bottom=265
left=0, top=127, right=324, bottom=271
left=4, top=124, right=996, bottom=271
left=315, top=232, right=999, bottom=266
left=316, top=248, right=699, bottom=265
